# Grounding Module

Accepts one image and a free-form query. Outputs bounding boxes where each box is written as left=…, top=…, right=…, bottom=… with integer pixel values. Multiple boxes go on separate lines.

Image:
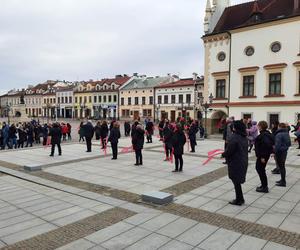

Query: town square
left=0, top=0, right=300, bottom=249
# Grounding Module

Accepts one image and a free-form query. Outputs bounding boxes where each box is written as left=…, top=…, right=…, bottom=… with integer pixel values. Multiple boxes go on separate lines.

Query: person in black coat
left=108, top=122, right=121, bottom=160
left=145, top=120, right=154, bottom=143
left=83, top=121, right=94, bottom=152
left=188, top=122, right=198, bottom=153
left=163, top=121, right=173, bottom=161
left=132, top=124, right=145, bottom=166
left=271, top=121, right=280, bottom=174
left=171, top=124, right=186, bottom=172
left=94, top=121, right=101, bottom=140
left=254, top=121, right=275, bottom=193
left=222, top=120, right=248, bottom=206
left=49, top=123, right=62, bottom=156
left=100, top=121, right=109, bottom=149
left=124, top=121, right=131, bottom=136
left=274, top=123, right=291, bottom=187
left=158, top=119, right=165, bottom=141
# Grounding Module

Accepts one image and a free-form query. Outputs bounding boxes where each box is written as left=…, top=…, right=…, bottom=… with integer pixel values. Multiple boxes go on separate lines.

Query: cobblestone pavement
left=0, top=137, right=299, bottom=249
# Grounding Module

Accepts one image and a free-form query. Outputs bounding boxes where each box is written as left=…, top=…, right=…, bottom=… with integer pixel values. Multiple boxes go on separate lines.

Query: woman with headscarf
left=222, top=120, right=248, bottom=206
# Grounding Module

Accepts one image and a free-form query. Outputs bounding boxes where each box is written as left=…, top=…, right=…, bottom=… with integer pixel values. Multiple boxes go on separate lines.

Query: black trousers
left=51, top=143, right=61, bottom=155
left=233, top=181, right=244, bottom=202
left=276, top=151, right=287, bottom=183
left=165, top=145, right=172, bottom=158
left=111, top=142, right=118, bottom=159
left=86, top=137, right=92, bottom=152
left=190, top=140, right=196, bottom=152
left=101, top=137, right=107, bottom=149
left=147, top=134, right=152, bottom=143
left=135, top=149, right=143, bottom=165
left=174, top=154, right=183, bottom=171
left=256, top=156, right=270, bottom=188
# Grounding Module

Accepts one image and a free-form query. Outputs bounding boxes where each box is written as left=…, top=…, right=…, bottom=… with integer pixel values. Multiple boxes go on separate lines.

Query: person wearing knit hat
left=222, top=120, right=248, bottom=206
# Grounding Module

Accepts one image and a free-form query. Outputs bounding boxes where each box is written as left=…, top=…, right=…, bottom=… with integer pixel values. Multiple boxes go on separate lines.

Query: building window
left=58, top=97, right=61, bottom=104
left=171, top=95, right=176, bottom=104
left=128, top=97, right=131, bottom=105
left=186, top=94, right=191, bottom=104
left=135, top=97, right=139, bottom=105
left=113, top=95, right=117, bottom=102
left=79, top=97, right=82, bottom=104
left=75, top=97, right=78, bottom=103
left=216, top=79, right=226, bottom=98
left=164, top=95, right=168, bottom=104
left=179, top=94, right=183, bottom=103
left=65, top=97, right=68, bottom=103
left=149, top=96, right=153, bottom=105
left=245, top=46, right=255, bottom=56
left=121, top=97, right=124, bottom=105
left=298, top=71, right=300, bottom=93
left=243, top=75, right=255, bottom=96
left=69, top=97, right=72, bottom=103
left=84, top=96, right=87, bottom=103
left=269, top=73, right=281, bottom=95
left=268, top=113, right=280, bottom=128
left=271, top=42, right=281, bottom=53
left=89, top=96, right=92, bottom=103
left=108, top=95, right=112, bottom=102
left=99, top=96, right=102, bottom=103
left=103, top=96, right=107, bottom=102
left=143, top=109, right=152, bottom=117
left=158, top=96, right=162, bottom=104
left=217, top=52, right=226, bottom=62
left=94, top=96, right=97, bottom=103
left=142, top=97, right=146, bottom=105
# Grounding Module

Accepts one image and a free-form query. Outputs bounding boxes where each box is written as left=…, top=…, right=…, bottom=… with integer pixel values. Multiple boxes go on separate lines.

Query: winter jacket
left=108, top=127, right=121, bottom=144
left=254, top=130, right=275, bottom=159
left=83, top=122, right=95, bottom=139
left=171, top=130, right=186, bottom=156
left=222, top=133, right=248, bottom=184
left=145, top=122, right=154, bottom=135
left=100, top=124, right=109, bottom=138
left=163, top=126, right=173, bottom=148
left=274, top=129, right=291, bottom=154
left=132, top=128, right=145, bottom=150
left=49, top=126, right=62, bottom=144
left=188, top=124, right=198, bottom=143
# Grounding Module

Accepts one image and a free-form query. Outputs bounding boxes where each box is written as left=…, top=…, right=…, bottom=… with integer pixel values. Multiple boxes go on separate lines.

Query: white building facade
left=203, top=0, right=300, bottom=132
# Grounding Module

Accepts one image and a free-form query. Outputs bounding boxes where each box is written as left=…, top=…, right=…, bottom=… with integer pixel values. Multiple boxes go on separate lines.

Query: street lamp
left=156, top=104, right=160, bottom=123
left=6, top=103, right=11, bottom=125
left=199, top=93, right=214, bottom=138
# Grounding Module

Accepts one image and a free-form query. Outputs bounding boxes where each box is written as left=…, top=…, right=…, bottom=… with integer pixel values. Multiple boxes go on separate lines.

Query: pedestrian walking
left=49, top=122, right=62, bottom=157
left=222, top=120, right=248, bottom=206
left=100, top=121, right=109, bottom=149
left=188, top=121, right=198, bottom=153
left=254, top=121, right=275, bottom=193
left=163, top=121, right=173, bottom=161
left=78, top=122, right=85, bottom=142
left=274, top=123, right=291, bottom=187
left=67, top=123, right=72, bottom=140
left=145, top=119, right=154, bottom=143
left=108, top=122, right=121, bottom=160
left=171, top=124, right=186, bottom=172
left=124, top=121, right=131, bottom=136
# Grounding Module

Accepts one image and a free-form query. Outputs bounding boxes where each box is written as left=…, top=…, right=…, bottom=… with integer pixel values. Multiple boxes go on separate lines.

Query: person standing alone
left=83, top=120, right=94, bottom=152
left=254, top=121, right=275, bottom=193
left=49, top=123, right=62, bottom=157
left=108, top=122, right=121, bottom=160
left=171, top=124, right=186, bottom=172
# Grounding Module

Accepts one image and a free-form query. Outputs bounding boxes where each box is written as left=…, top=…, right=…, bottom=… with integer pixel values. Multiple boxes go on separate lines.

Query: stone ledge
left=142, top=191, right=173, bottom=205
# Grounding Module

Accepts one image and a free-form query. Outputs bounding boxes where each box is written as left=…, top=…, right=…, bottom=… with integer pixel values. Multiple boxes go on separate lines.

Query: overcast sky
left=0, top=0, right=246, bottom=93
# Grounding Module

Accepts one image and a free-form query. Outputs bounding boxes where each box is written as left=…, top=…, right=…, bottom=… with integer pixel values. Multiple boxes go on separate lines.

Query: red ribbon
left=44, top=137, right=51, bottom=149
left=202, top=149, right=224, bottom=166
left=121, top=146, right=134, bottom=153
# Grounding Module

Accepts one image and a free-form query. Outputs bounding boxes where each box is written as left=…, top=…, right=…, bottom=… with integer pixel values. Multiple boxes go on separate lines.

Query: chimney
left=295, top=0, right=300, bottom=10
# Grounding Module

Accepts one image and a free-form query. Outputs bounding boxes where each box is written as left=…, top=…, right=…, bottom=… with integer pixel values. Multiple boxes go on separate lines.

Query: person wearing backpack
left=254, top=121, right=275, bottom=193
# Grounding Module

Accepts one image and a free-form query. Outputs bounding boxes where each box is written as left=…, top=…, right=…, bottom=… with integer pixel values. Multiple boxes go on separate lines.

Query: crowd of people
left=0, top=121, right=72, bottom=150
left=1, top=116, right=299, bottom=207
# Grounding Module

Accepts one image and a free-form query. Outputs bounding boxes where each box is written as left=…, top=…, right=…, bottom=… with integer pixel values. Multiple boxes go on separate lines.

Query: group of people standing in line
left=221, top=117, right=299, bottom=206
left=0, top=121, right=72, bottom=151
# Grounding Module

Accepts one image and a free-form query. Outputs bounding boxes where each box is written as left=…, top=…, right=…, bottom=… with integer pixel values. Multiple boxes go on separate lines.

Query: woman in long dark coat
left=132, top=124, right=145, bottom=166
left=100, top=121, right=109, bottom=149
left=94, top=121, right=101, bottom=140
left=222, top=120, right=248, bottom=206
left=108, top=122, right=121, bottom=160
left=163, top=121, right=173, bottom=161
left=171, top=124, right=186, bottom=172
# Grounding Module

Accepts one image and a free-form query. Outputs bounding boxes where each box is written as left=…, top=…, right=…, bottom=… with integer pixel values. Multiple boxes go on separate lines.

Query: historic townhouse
left=203, top=0, right=300, bottom=132
left=74, top=82, right=93, bottom=119
left=42, top=88, right=57, bottom=119
left=154, top=76, right=204, bottom=122
left=119, top=75, right=171, bottom=121
left=56, top=86, right=75, bottom=119
left=91, top=75, right=131, bottom=120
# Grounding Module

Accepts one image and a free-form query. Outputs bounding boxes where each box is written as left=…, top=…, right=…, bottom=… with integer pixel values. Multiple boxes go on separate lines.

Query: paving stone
left=229, top=235, right=267, bottom=250
left=263, top=241, right=296, bottom=250
left=142, top=191, right=174, bottom=205
left=101, top=227, right=152, bottom=250
left=56, top=239, right=95, bottom=250
left=159, top=240, right=194, bottom=250
left=157, top=217, right=198, bottom=238
left=0, top=213, right=36, bottom=229
left=51, top=209, right=96, bottom=226
left=139, top=213, right=179, bottom=232
left=85, top=222, right=134, bottom=244
left=198, top=228, right=241, bottom=250
left=124, top=212, right=162, bottom=226
left=177, top=223, right=218, bottom=246
left=125, top=233, right=171, bottom=250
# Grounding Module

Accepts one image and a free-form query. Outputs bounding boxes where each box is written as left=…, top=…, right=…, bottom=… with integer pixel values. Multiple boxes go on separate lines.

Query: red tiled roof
left=92, top=76, right=130, bottom=87
left=212, top=0, right=300, bottom=34
left=156, top=78, right=196, bottom=89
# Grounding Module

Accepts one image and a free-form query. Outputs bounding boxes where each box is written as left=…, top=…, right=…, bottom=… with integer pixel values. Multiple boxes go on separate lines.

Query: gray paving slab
left=51, top=209, right=96, bottom=226
left=198, top=228, right=241, bottom=250
left=263, top=241, right=296, bottom=250
left=124, top=212, right=162, bottom=226
left=139, top=213, right=180, bottom=232
left=85, top=222, right=134, bottom=244
left=0, top=213, right=36, bottom=229
left=159, top=240, right=194, bottom=250
left=125, top=233, right=171, bottom=250
left=56, top=239, right=96, bottom=250
left=229, top=235, right=267, bottom=250
left=101, top=227, right=152, bottom=250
